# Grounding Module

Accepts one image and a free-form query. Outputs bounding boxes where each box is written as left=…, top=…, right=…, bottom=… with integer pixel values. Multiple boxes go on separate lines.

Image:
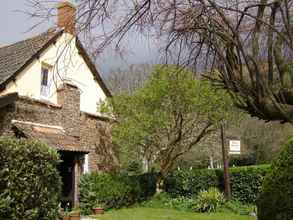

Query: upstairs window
left=40, top=66, right=50, bottom=98
left=41, top=67, right=48, bottom=86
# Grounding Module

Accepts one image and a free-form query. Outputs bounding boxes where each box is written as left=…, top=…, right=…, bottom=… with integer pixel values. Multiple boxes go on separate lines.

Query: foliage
left=142, top=193, right=255, bottom=215
left=240, top=118, right=293, bottom=164
left=80, top=173, right=139, bottom=214
left=257, top=138, right=293, bottom=220
left=229, top=154, right=257, bottom=167
left=165, top=169, right=219, bottom=197
left=0, top=138, right=61, bottom=220
left=194, top=188, right=225, bottom=213
left=136, top=172, right=158, bottom=199
left=218, top=200, right=256, bottom=216
left=163, top=196, right=195, bottom=211
left=228, top=165, right=271, bottom=204
left=165, top=165, right=270, bottom=204
left=214, top=165, right=271, bottom=204
left=141, top=193, right=194, bottom=211
left=79, top=172, right=157, bottom=215
left=101, top=65, right=237, bottom=191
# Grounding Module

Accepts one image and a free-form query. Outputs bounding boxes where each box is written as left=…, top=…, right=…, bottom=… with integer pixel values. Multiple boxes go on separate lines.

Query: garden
left=80, top=165, right=266, bottom=220
left=1, top=68, right=293, bottom=220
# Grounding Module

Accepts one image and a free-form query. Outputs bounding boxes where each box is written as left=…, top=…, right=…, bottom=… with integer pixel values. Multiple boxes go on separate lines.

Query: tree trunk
left=209, top=156, right=214, bottom=169
left=155, top=173, right=165, bottom=194
left=142, top=156, right=149, bottom=173
left=221, top=124, right=231, bottom=199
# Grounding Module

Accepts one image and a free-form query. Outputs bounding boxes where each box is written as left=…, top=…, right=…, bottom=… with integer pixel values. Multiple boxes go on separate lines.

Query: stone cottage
left=0, top=1, right=118, bottom=207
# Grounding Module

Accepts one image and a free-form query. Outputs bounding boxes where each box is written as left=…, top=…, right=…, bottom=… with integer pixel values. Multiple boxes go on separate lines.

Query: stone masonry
left=0, top=84, right=118, bottom=172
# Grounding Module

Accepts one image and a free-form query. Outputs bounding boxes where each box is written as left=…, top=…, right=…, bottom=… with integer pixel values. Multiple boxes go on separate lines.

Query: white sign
left=229, top=140, right=241, bottom=155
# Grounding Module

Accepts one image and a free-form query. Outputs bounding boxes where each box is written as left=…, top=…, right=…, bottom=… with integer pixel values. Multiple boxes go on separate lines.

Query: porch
left=59, top=150, right=88, bottom=208
left=11, top=120, right=90, bottom=208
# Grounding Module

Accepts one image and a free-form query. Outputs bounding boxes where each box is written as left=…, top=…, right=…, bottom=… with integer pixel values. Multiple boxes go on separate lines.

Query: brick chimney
left=57, top=1, right=76, bottom=35
left=57, top=83, right=81, bottom=137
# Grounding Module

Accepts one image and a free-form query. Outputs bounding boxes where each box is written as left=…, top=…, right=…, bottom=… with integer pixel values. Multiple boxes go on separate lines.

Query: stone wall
left=80, top=113, right=119, bottom=172
left=0, top=85, right=117, bottom=172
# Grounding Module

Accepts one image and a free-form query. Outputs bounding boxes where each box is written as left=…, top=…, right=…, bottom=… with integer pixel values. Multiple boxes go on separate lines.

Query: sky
left=0, top=1, right=159, bottom=76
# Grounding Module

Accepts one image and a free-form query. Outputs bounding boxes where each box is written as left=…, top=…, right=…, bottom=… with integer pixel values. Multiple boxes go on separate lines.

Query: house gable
left=0, top=30, right=111, bottom=115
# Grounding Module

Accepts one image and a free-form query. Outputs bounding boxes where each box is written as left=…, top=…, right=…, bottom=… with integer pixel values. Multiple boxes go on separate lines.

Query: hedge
left=165, top=165, right=271, bottom=204
left=80, top=164, right=270, bottom=214
left=0, top=138, right=61, bottom=220
left=165, top=169, right=219, bottom=197
left=79, top=172, right=157, bottom=214
left=216, top=165, right=271, bottom=203
left=257, top=138, right=293, bottom=220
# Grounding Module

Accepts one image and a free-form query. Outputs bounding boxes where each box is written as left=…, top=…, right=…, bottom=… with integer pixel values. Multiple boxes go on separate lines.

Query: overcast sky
left=0, top=1, right=159, bottom=76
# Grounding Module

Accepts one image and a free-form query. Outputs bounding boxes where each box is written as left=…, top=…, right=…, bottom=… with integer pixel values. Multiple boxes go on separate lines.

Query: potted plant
left=92, top=202, right=105, bottom=215
left=60, top=203, right=70, bottom=220
left=68, top=208, right=81, bottom=220
left=60, top=206, right=81, bottom=220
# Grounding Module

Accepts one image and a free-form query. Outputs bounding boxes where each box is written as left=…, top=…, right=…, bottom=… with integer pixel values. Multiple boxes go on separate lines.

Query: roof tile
left=0, top=29, right=62, bottom=85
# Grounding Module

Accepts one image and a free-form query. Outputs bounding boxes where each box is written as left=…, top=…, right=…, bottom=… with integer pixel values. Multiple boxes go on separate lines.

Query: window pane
left=41, top=68, right=48, bottom=86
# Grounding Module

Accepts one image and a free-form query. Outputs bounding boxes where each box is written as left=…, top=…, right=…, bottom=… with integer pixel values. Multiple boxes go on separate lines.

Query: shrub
left=79, top=173, right=141, bottom=214
left=165, top=196, right=195, bottom=211
left=218, top=200, right=256, bottom=215
left=229, top=154, right=257, bottom=167
left=194, top=187, right=225, bottom=213
left=165, top=169, right=219, bottom=197
left=136, top=172, right=157, bottom=198
left=165, top=165, right=270, bottom=204
left=141, top=193, right=194, bottom=211
left=0, top=138, right=61, bottom=220
left=217, top=164, right=271, bottom=203
left=257, top=138, right=293, bottom=220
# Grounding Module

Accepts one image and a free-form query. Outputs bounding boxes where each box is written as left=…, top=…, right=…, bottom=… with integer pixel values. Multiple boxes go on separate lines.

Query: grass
left=90, top=207, right=255, bottom=220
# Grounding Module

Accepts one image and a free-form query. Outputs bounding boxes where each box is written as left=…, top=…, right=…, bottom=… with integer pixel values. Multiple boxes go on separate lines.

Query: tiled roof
left=12, top=121, right=88, bottom=153
left=0, top=29, right=63, bottom=87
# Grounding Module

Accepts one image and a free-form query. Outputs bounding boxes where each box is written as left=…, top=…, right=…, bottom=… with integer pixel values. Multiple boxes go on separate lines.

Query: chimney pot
left=57, top=1, right=76, bottom=35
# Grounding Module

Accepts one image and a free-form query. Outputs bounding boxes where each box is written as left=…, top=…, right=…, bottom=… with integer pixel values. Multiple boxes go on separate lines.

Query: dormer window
left=40, top=65, right=50, bottom=99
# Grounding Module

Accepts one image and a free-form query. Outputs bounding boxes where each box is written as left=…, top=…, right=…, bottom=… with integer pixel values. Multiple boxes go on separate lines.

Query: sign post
left=220, top=124, right=231, bottom=199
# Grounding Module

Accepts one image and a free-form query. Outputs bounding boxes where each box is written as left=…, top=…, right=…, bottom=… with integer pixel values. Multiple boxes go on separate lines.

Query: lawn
left=90, top=207, right=255, bottom=220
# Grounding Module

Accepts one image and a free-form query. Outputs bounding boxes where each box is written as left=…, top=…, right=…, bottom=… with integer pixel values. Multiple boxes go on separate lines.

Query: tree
left=26, top=0, right=293, bottom=122
left=240, top=118, right=293, bottom=164
left=101, top=65, right=237, bottom=193
left=106, top=64, right=153, bottom=95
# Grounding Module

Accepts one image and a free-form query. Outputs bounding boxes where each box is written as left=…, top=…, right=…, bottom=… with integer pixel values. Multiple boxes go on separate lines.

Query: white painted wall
left=1, top=32, right=107, bottom=115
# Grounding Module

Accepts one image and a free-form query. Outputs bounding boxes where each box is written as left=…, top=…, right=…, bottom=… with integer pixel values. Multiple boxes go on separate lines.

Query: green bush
left=194, top=187, right=225, bottom=213
left=165, top=165, right=270, bottom=204
left=217, top=165, right=271, bottom=203
left=218, top=200, right=256, bottom=215
left=136, top=172, right=157, bottom=198
left=257, top=138, right=293, bottom=220
left=165, top=169, right=219, bottom=197
left=80, top=172, right=157, bottom=215
left=141, top=193, right=194, bottom=211
left=0, top=138, right=61, bottom=220
left=80, top=173, right=140, bottom=214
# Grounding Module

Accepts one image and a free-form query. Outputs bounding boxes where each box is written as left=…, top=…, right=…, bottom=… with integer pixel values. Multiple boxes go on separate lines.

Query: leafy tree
left=106, top=64, right=153, bottom=95
left=101, top=65, right=238, bottom=193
